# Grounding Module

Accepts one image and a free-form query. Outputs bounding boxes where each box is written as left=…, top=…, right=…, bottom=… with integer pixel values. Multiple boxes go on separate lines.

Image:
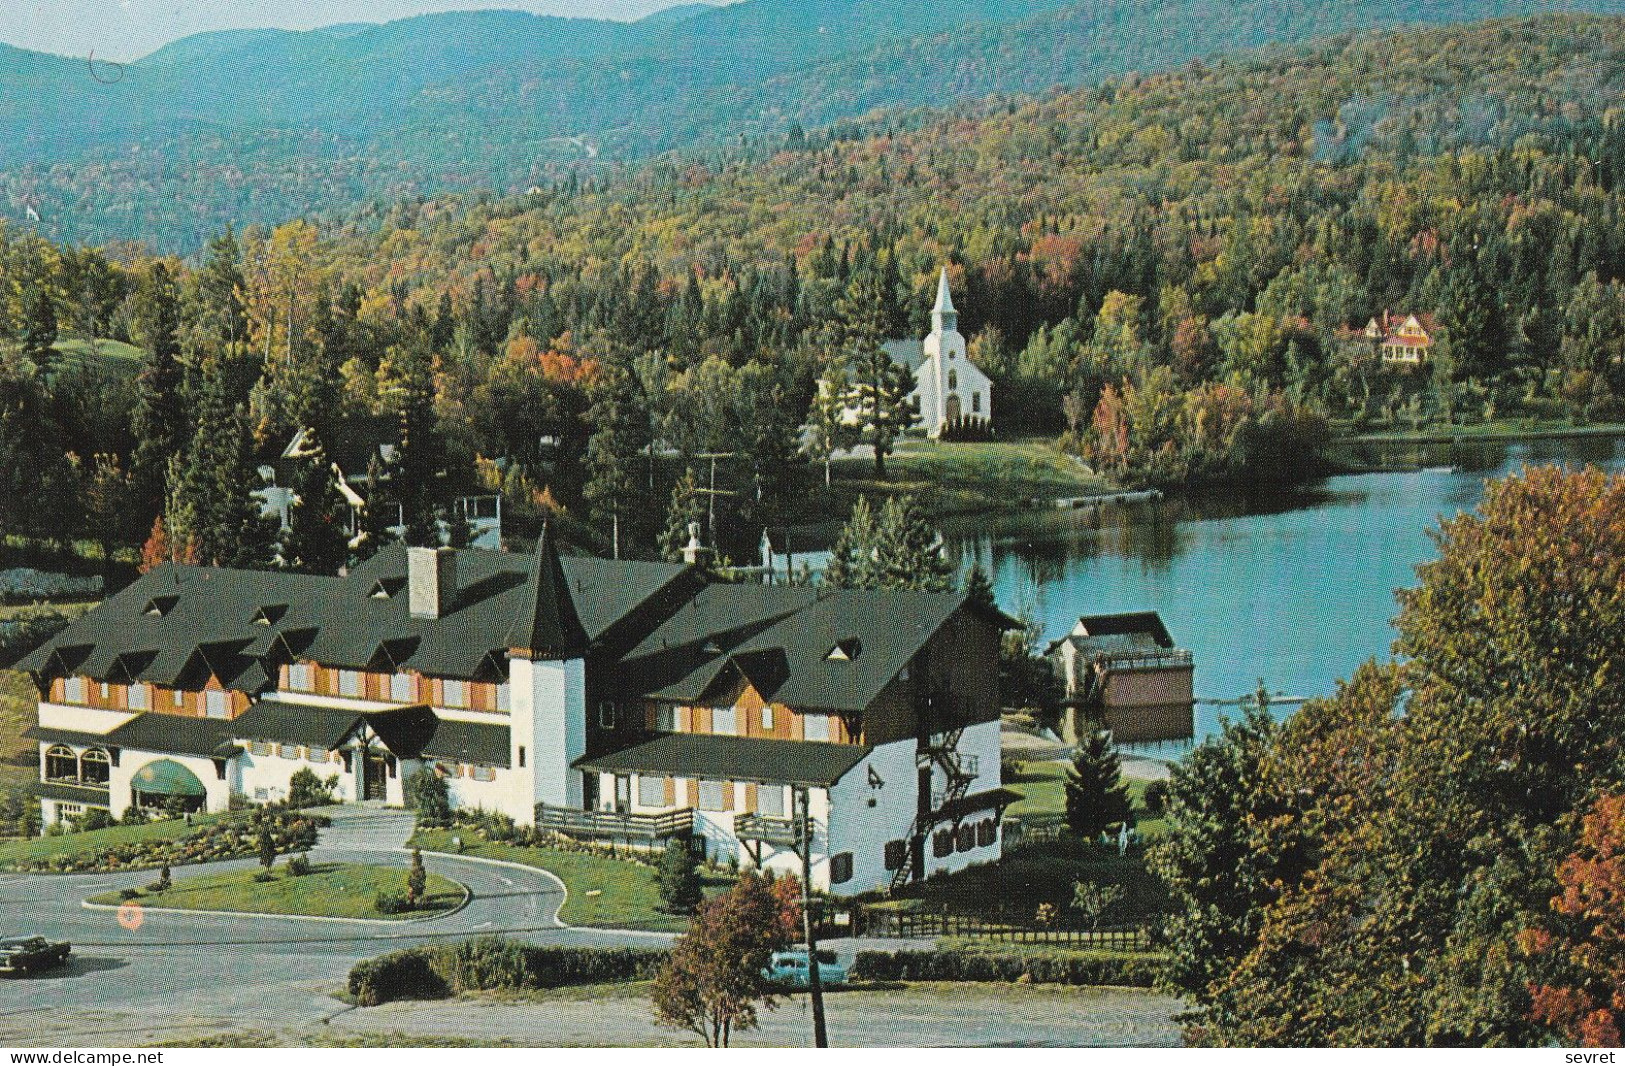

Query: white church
left=880, top=268, right=994, bottom=438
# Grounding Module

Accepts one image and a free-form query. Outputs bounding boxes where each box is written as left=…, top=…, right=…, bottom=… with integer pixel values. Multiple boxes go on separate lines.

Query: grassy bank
left=816, top=438, right=1115, bottom=520
left=0, top=815, right=198, bottom=868
left=1004, top=759, right=1169, bottom=838
left=410, top=829, right=728, bottom=932
left=1337, top=417, right=1625, bottom=445
left=89, top=862, right=463, bottom=920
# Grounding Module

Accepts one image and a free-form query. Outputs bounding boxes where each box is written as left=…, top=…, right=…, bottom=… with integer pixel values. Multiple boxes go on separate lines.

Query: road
left=0, top=808, right=1184, bottom=1047
left=0, top=808, right=666, bottom=1045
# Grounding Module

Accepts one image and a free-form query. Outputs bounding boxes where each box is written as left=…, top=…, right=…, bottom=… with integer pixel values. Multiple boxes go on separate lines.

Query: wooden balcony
left=537, top=803, right=694, bottom=841
left=734, top=813, right=801, bottom=847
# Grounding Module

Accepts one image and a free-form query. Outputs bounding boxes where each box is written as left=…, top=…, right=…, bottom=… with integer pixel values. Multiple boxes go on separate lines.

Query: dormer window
left=370, top=578, right=404, bottom=600
left=826, top=638, right=862, bottom=662
left=144, top=595, right=178, bottom=618
left=253, top=604, right=287, bottom=626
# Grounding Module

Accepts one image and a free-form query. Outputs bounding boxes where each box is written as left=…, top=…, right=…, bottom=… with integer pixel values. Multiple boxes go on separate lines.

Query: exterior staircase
left=889, top=725, right=979, bottom=891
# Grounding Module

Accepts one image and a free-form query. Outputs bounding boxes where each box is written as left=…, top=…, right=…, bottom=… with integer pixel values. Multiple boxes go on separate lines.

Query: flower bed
left=0, top=808, right=327, bottom=873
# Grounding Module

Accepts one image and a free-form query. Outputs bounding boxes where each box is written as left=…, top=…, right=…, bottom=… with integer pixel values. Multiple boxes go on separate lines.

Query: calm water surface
left=942, top=435, right=1625, bottom=742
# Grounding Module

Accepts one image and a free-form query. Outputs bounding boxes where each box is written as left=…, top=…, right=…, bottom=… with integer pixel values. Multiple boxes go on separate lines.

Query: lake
left=942, top=434, right=1625, bottom=744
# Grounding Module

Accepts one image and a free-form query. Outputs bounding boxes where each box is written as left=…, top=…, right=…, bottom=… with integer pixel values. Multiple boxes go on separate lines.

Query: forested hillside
left=3, top=15, right=1625, bottom=568
left=9, top=0, right=1625, bottom=249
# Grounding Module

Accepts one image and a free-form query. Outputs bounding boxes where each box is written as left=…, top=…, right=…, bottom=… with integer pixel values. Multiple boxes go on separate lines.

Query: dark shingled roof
left=104, top=713, right=237, bottom=758
left=608, top=585, right=969, bottom=714
left=25, top=724, right=116, bottom=748
left=575, top=733, right=871, bottom=787
left=506, top=524, right=588, bottom=660
left=420, top=718, right=511, bottom=768
left=230, top=701, right=376, bottom=750
left=1046, top=612, right=1178, bottom=658
left=17, top=546, right=693, bottom=689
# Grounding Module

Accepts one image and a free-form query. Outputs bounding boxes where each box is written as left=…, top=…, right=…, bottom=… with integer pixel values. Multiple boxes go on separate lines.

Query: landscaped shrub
left=405, top=769, right=451, bottom=827
left=1141, top=780, right=1170, bottom=817
left=347, top=937, right=669, bottom=1006
left=286, top=854, right=311, bottom=877
left=849, top=948, right=1162, bottom=987
left=374, top=891, right=411, bottom=915
left=287, top=768, right=339, bottom=809
left=0, top=808, right=328, bottom=873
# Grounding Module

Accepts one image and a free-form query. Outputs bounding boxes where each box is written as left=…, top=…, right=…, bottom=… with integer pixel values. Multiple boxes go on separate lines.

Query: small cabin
left=1047, top=612, right=1194, bottom=745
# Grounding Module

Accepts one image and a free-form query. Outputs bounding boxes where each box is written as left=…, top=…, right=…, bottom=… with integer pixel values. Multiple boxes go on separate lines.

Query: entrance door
left=614, top=775, right=631, bottom=814
left=945, top=394, right=962, bottom=423
left=364, top=753, right=388, bottom=801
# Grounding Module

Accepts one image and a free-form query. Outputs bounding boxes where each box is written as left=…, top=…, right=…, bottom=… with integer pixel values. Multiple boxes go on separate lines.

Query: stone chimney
left=407, top=546, right=457, bottom=619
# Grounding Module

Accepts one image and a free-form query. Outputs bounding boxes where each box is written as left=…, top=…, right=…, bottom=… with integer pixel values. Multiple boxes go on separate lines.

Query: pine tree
left=660, top=468, right=706, bottom=564
left=823, top=495, right=877, bottom=589
left=1064, top=730, right=1132, bottom=840
left=837, top=272, right=919, bottom=477
left=168, top=361, right=277, bottom=569
left=583, top=361, right=652, bottom=557
left=657, top=837, right=704, bottom=915
left=805, top=361, right=856, bottom=488
left=964, top=564, right=996, bottom=612
left=21, top=287, right=58, bottom=374
left=130, top=263, right=187, bottom=527
left=872, top=494, right=955, bottom=591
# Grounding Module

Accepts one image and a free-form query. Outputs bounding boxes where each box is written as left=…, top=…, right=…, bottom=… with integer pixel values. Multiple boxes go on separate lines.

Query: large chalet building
left=20, top=535, right=1015, bottom=894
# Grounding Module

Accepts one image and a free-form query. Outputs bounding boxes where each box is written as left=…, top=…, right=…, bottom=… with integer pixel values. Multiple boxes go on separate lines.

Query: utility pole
left=796, top=786, right=829, bottom=1048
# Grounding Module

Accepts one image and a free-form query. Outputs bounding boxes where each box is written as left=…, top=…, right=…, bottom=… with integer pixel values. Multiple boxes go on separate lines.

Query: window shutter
left=722, top=781, right=734, bottom=810
left=664, top=777, right=676, bottom=806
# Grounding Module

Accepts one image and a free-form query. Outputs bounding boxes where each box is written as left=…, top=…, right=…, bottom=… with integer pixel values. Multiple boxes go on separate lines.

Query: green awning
left=130, top=758, right=206, bottom=797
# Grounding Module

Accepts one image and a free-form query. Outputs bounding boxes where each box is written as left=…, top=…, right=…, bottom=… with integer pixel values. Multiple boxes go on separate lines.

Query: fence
left=862, top=908, right=1148, bottom=950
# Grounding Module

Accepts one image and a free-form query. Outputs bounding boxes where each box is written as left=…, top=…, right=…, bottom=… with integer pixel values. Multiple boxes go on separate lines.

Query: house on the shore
left=1047, top=612, right=1194, bottom=745
left=1363, top=311, right=1435, bottom=365
left=19, top=534, right=1016, bottom=894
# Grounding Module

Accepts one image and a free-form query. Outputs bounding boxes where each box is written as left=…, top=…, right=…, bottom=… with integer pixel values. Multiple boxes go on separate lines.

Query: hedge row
left=348, top=937, right=669, bottom=1006
left=849, top=948, right=1163, bottom=987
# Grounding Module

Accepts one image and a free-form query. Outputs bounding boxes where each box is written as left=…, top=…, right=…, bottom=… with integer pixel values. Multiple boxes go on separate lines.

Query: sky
left=0, top=0, right=727, bottom=61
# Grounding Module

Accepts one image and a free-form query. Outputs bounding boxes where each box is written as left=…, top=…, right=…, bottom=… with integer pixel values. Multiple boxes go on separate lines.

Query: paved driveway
left=0, top=808, right=667, bottom=1045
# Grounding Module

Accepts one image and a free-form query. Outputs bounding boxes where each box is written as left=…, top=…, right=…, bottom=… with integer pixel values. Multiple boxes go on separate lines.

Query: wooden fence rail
left=862, top=909, right=1147, bottom=949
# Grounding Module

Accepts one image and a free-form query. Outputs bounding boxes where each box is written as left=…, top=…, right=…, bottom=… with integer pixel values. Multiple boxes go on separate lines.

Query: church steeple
left=506, top=523, right=588, bottom=660
left=931, top=267, right=957, bottom=334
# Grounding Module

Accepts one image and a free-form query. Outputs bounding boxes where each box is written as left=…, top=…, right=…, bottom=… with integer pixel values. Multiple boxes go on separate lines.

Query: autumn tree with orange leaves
left=1526, top=793, right=1625, bottom=1047
left=651, top=871, right=801, bottom=1047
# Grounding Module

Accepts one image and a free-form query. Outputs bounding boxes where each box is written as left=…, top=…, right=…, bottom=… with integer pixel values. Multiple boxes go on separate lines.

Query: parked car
left=0, top=935, right=71, bottom=975
left=764, top=949, right=847, bottom=989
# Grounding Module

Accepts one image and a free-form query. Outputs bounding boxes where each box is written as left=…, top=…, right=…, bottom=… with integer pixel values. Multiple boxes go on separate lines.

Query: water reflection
left=944, top=435, right=1625, bottom=741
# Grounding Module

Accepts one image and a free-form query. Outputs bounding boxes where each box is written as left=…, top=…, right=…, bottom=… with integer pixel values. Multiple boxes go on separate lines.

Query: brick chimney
left=407, top=546, right=457, bottom=619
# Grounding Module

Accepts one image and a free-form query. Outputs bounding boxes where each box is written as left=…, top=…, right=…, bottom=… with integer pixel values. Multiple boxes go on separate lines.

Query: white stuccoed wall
left=509, top=656, right=586, bottom=819
left=37, top=702, right=134, bottom=733
left=826, top=738, right=920, bottom=895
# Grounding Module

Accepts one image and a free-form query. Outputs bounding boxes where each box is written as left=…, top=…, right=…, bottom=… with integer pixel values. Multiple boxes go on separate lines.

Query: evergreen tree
left=168, top=360, right=277, bottom=569
left=872, top=494, right=955, bottom=592
left=130, top=263, right=187, bottom=527
left=823, top=495, right=877, bottom=589
left=660, top=467, right=706, bottom=564
left=0, top=354, right=73, bottom=543
left=837, top=271, right=918, bottom=477
left=281, top=425, right=352, bottom=574
left=1064, top=730, right=1132, bottom=840
left=21, top=287, right=58, bottom=374
left=191, top=227, right=249, bottom=347
left=583, top=361, right=652, bottom=558
left=964, top=563, right=996, bottom=612
left=805, top=361, right=856, bottom=488
left=658, top=837, right=704, bottom=915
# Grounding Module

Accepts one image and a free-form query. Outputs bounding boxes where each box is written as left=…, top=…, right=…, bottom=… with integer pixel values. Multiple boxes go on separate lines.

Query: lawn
left=411, top=828, right=730, bottom=932
left=888, top=836, right=1169, bottom=928
left=821, top=437, right=1114, bottom=519
left=89, top=862, right=464, bottom=920
left=50, top=336, right=146, bottom=375
left=0, top=814, right=197, bottom=868
left=1004, top=759, right=1169, bottom=838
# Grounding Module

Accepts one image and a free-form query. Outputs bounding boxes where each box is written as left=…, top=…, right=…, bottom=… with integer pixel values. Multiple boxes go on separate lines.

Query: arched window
left=948, top=369, right=958, bottom=391
left=80, top=748, right=111, bottom=785
left=45, top=745, right=78, bottom=781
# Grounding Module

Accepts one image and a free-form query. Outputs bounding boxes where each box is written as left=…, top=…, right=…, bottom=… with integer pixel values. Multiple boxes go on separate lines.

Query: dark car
left=0, top=935, right=71, bottom=975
